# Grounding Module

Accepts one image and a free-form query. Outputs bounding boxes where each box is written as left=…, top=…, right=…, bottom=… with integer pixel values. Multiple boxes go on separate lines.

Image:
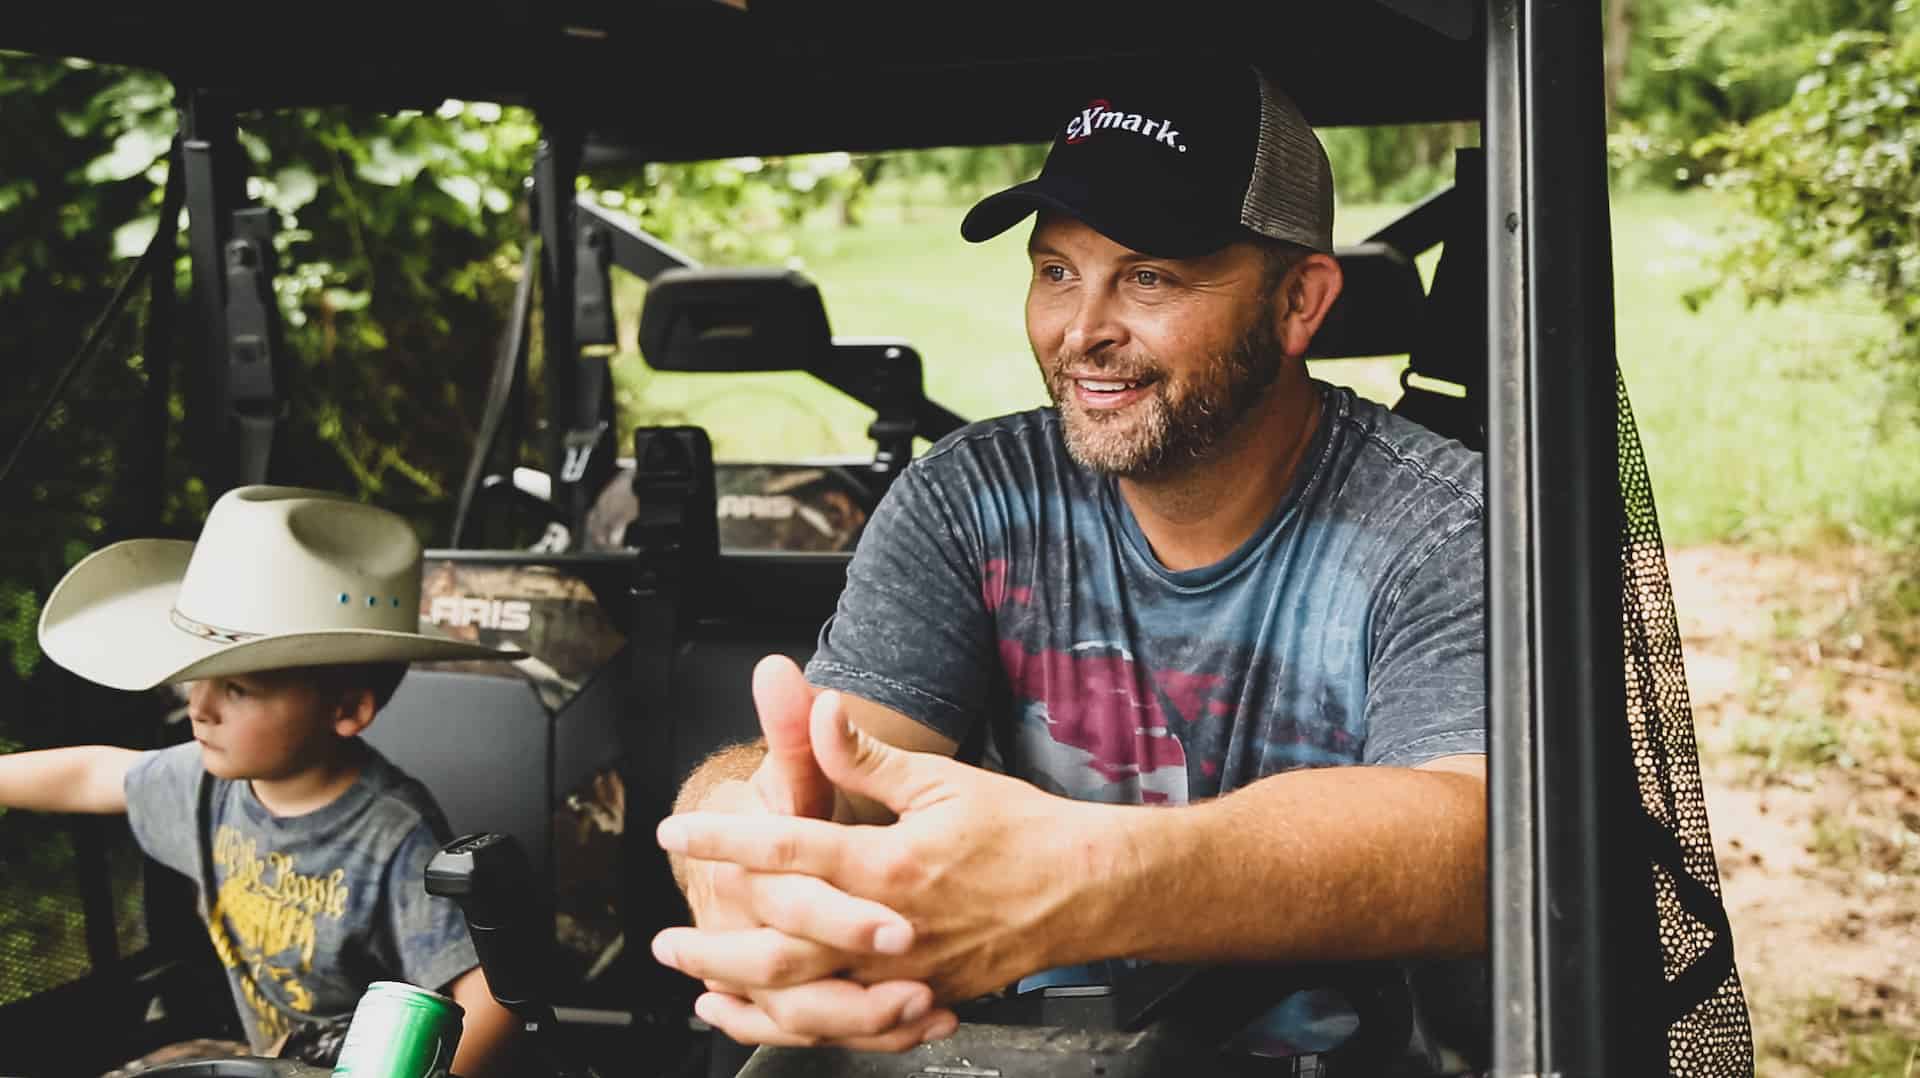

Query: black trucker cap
left=961, top=64, right=1334, bottom=259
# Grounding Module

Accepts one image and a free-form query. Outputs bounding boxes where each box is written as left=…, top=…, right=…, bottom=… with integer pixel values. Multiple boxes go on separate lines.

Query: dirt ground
left=1667, top=545, right=1920, bottom=1076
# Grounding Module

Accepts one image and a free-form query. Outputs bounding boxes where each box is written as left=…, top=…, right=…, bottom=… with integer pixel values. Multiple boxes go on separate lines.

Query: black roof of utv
left=8, top=0, right=1480, bottom=155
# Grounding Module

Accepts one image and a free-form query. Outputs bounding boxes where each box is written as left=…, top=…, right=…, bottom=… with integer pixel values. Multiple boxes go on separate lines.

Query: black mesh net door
left=1617, top=367, right=1756, bottom=1075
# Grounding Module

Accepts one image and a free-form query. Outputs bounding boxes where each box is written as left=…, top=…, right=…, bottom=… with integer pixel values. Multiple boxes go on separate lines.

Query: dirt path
left=1667, top=545, right=1920, bottom=1076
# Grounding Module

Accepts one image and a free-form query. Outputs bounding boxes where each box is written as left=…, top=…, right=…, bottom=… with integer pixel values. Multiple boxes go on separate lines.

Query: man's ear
left=1273, top=252, right=1344, bottom=358
left=331, top=688, right=379, bottom=739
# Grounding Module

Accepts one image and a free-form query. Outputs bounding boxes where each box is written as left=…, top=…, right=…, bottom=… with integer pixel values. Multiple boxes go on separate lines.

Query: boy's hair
left=305, top=662, right=412, bottom=714
left=171, top=663, right=412, bottom=716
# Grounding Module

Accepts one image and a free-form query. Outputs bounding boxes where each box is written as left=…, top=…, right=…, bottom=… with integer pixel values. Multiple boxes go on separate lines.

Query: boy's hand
left=446, top=967, right=520, bottom=1078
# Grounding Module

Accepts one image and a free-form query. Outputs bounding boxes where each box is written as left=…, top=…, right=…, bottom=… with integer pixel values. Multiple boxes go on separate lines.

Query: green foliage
left=1609, top=0, right=1916, bottom=186
left=1693, top=32, right=1920, bottom=387
left=1321, top=123, right=1478, bottom=205
left=1757, top=992, right=1920, bottom=1077
left=593, top=145, right=1051, bottom=265
left=594, top=154, right=862, bottom=265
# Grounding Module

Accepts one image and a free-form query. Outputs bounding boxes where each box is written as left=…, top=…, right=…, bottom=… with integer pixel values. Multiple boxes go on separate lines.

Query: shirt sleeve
left=123, top=741, right=207, bottom=882
left=1363, top=518, right=1488, bottom=767
left=383, top=823, right=480, bottom=994
left=804, top=462, right=999, bottom=744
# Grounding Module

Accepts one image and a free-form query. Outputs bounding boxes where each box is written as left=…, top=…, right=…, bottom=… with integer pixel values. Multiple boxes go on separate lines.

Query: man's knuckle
left=860, top=1028, right=922, bottom=1053
left=755, top=880, right=803, bottom=929
left=670, top=948, right=709, bottom=979
left=767, top=833, right=803, bottom=872
left=874, top=847, right=922, bottom=891
left=759, top=946, right=804, bottom=984
left=713, top=862, right=748, bottom=894
left=754, top=995, right=823, bottom=1046
left=758, top=991, right=799, bottom=1029
left=851, top=1006, right=898, bottom=1037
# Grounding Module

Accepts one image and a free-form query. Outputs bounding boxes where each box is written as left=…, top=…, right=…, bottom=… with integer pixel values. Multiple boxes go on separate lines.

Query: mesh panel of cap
left=1619, top=367, right=1756, bottom=1076
left=1242, top=72, right=1335, bottom=253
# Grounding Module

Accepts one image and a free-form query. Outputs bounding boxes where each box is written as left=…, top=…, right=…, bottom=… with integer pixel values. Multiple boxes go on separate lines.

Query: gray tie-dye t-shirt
left=124, top=741, right=479, bottom=1053
left=808, top=381, right=1485, bottom=794
left=806, top=381, right=1486, bottom=1062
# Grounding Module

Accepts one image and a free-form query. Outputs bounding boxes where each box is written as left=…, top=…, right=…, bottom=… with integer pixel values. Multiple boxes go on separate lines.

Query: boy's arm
left=0, top=746, right=139, bottom=813
left=445, top=966, right=520, bottom=1078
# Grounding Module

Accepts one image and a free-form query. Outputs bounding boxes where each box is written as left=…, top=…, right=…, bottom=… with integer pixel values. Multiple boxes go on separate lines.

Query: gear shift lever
left=427, top=832, right=583, bottom=1078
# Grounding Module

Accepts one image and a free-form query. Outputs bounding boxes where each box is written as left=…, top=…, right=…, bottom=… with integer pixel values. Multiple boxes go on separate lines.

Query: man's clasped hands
left=651, top=655, right=1129, bottom=1051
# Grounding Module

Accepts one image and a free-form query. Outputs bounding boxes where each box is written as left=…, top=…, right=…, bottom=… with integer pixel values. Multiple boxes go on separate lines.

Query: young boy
left=3, top=485, right=526, bottom=1076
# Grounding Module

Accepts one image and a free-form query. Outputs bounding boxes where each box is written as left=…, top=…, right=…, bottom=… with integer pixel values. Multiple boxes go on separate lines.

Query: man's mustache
left=1049, top=354, right=1165, bottom=384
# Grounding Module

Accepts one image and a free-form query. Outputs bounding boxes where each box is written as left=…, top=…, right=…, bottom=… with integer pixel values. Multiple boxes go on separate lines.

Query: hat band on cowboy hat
left=38, top=485, right=522, bottom=692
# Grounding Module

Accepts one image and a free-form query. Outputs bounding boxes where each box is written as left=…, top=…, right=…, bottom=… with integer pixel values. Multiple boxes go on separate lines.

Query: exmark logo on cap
left=1063, top=99, right=1187, bottom=153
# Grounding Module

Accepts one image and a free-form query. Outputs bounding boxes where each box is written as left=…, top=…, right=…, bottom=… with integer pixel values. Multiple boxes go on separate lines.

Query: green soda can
left=331, top=980, right=465, bottom=1078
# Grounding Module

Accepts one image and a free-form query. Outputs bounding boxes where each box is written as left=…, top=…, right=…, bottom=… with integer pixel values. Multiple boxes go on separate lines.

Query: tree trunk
left=1604, top=0, right=1634, bottom=121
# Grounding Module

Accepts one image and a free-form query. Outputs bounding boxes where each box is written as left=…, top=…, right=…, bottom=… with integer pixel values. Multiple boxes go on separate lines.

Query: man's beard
left=1046, top=300, right=1285, bottom=479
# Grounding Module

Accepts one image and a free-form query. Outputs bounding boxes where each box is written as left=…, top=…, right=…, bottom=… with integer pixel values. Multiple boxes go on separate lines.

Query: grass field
left=606, top=201, right=1414, bottom=463
left=609, top=187, right=1918, bottom=551
left=1608, top=190, right=1920, bottom=548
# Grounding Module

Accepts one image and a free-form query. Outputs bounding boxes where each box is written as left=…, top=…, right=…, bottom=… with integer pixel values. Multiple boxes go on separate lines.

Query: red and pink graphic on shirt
left=986, top=559, right=1235, bottom=804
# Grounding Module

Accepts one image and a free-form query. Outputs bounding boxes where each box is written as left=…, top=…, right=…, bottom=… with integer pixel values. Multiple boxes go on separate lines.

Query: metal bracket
left=574, top=220, right=616, bottom=349
left=559, top=422, right=610, bottom=484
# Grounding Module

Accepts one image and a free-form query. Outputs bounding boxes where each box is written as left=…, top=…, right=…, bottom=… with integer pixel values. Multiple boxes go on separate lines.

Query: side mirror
left=637, top=267, right=832, bottom=373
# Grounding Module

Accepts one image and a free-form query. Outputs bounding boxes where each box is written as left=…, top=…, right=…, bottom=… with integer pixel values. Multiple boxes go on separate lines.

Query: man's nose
left=1061, top=288, right=1126, bottom=358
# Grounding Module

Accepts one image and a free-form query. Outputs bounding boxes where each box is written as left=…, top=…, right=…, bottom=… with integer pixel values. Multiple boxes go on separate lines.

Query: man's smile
left=1060, top=367, right=1161, bottom=411
left=1071, top=378, right=1156, bottom=410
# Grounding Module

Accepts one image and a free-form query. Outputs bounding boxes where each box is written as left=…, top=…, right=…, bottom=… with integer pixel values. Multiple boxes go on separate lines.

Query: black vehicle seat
left=1309, top=241, right=1426, bottom=364
left=368, top=672, right=555, bottom=872
left=1391, top=148, right=1487, bottom=452
left=365, top=422, right=852, bottom=1070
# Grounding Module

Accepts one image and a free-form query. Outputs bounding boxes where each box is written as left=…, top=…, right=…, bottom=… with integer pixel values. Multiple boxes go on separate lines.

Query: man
left=651, top=62, right=1487, bottom=1065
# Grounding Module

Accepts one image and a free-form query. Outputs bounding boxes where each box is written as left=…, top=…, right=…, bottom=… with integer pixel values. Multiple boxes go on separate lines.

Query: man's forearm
left=666, top=740, right=768, bottom=892
left=0, top=746, right=137, bottom=814
left=674, top=740, right=767, bottom=816
left=1076, top=764, right=1486, bottom=967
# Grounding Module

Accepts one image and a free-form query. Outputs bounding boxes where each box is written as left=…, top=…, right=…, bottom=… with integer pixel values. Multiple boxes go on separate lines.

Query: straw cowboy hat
left=39, top=485, right=522, bottom=691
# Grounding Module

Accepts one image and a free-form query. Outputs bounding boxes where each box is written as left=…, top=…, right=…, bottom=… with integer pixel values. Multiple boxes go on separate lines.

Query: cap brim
left=39, top=540, right=523, bottom=692
left=961, top=177, right=1246, bottom=259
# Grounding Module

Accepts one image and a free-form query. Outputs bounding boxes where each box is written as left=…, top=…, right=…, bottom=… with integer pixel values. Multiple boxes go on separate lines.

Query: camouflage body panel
left=584, top=460, right=875, bottom=555
left=415, top=559, right=625, bottom=712
left=414, top=559, right=629, bottom=980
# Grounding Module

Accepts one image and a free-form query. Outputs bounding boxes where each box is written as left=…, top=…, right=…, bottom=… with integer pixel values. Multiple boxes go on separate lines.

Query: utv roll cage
left=0, top=2, right=1754, bottom=1076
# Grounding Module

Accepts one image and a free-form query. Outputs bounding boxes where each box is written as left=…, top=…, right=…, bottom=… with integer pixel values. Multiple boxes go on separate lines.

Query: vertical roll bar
left=1487, top=0, right=1664, bottom=1073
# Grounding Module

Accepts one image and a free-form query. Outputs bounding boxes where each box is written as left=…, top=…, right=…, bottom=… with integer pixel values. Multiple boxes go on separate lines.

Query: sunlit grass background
left=610, top=187, right=1919, bottom=551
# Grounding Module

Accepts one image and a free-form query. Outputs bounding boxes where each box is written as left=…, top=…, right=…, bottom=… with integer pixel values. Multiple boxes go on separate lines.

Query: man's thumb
left=807, top=691, right=933, bottom=815
left=751, top=654, right=832, bottom=818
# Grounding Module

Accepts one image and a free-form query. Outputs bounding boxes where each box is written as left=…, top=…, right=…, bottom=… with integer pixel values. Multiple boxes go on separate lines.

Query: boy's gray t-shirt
left=124, top=741, right=478, bottom=1052
left=808, top=382, right=1486, bottom=797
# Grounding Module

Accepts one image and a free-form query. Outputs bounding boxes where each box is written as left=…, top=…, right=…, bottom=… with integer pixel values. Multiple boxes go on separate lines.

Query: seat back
left=1393, top=147, right=1487, bottom=451
left=1308, top=241, right=1426, bottom=362
left=367, top=671, right=555, bottom=872
left=386, top=449, right=851, bottom=1057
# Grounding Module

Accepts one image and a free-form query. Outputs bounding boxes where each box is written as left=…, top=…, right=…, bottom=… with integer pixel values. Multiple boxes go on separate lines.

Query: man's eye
left=225, top=682, right=247, bottom=698
left=1132, top=269, right=1161, bottom=287
left=1040, top=264, right=1068, bottom=282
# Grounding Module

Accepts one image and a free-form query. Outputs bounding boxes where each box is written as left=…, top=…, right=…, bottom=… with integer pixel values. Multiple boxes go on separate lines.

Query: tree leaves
left=1700, top=30, right=1920, bottom=392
